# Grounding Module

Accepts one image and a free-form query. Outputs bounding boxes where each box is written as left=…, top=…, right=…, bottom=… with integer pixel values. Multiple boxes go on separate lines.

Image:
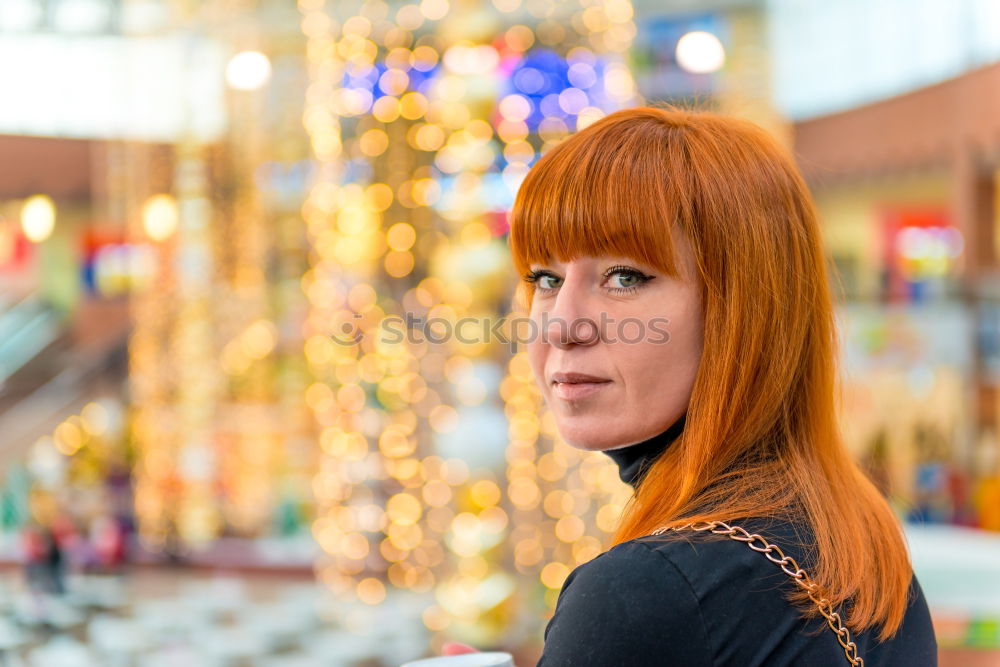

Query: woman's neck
left=602, top=412, right=687, bottom=488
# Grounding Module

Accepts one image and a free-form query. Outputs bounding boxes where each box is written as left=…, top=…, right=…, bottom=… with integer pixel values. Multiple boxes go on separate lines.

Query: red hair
left=508, top=106, right=912, bottom=641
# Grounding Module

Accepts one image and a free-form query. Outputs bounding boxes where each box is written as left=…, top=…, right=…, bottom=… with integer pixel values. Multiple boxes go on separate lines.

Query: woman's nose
left=542, top=285, right=602, bottom=349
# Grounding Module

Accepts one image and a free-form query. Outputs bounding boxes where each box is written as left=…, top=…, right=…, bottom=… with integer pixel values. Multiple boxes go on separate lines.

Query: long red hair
left=508, top=106, right=912, bottom=640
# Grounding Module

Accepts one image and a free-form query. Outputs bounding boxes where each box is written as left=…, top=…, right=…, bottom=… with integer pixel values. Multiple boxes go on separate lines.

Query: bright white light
left=226, top=50, right=272, bottom=91
left=21, top=195, right=56, bottom=243
left=498, top=94, right=532, bottom=121
left=120, top=1, right=169, bottom=33
left=675, top=31, right=726, bottom=74
left=0, top=34, right=227, bottom=142
left=53, top=0, right=111, bottom=33
left=443, top=44, right=499, bottom=75
left=0, top=0, right=43, bottom=31
left=142, top=194, right=179, bottom=241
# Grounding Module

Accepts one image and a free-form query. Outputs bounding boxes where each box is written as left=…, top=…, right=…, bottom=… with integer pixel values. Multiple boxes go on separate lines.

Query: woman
left=446, top=106, right=937, bottom=665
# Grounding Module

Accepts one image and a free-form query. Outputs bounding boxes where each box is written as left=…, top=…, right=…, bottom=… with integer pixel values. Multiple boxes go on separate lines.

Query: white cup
left=400, top=652, right=515, bottom=667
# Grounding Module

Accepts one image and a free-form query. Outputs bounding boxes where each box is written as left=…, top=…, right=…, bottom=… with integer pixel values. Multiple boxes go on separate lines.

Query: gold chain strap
left=651, top=520, right=863, bottom=666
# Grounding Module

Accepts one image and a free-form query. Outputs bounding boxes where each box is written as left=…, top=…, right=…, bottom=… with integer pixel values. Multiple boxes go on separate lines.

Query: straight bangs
left=508, top=115, right=693, bottom=307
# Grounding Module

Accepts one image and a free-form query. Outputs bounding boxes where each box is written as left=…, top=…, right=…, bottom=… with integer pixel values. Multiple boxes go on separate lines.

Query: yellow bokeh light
left=386, top=492, right=423, bottom=526
left=342, top=15, right=372, bottom=37
left=439, top=103, right=471, bottom=130
left=380, top=427, right=417, bottom=458
left=337, top=204, right=371, bottom=235
left=306, top=382, right=336, bottom=412
left=544, top=489, right=573, bottom=518
left=379, top=69, right=409, bottom=96
left=540, top=562, right=571, bottom=589
left=503, top=140, right=535, bottom=164
left=582, top=6, right=610, bottom=32
left=372, top=95, right=401, bottom=122
left=357, top=577, right=386, bottom=605
left=366, top=182, right=394, bottom=211
left=555, top=515, right=586, bottom=543
left=492, top=0, right=521, bottom=12
left=497, top=119, right=529, bottom=142
left=596, top=504, right=621, bottom=532
left=348, top=283, right=378, bottom=311
left=508, top=477, right=540, bottom=508
left=412, top=123, right=445, bottom=151
left=504, top=25, right=535, bottom=52
left=458, top=555, right=489, bottom=579
left=422, top=605, right=450, bottom=631
left=441, top=458, right=470, bottom=486
left=221, top=341, right=250, bottom=374
left=466, top=119, right=493, bottom=141
left=434, top=75, right=466, bottom=102
left=480, top=506, right=508, bottom=533
left=385, top=250, right=415, bottom=278
left=396, top=5, right=424, bottom=31
left=411, top=45, right=439, bottom=71
left=341, top=532, right=370, bottom=560
left=399, top=91, right=428, bottom=119
left=411, top=178, right=441, bottom=206
left=459, top=221, right=491, bottom=247
left=359, top=128, right=389, bottom=156
left=390, top=457, right=421, bottom=481
left=54, top=421, right=84, bottom=455
left=241, top=319, right=277, bottom=360
left=386, top=47, right=412, bottom=70
left=419, top=0, right=449, bottom=21
left=515, top=539, right=543, bottom=566
left=429, top=406, right=459, bottom=435
left=337, top=383, right=367, bottom=412
left=386, top=222, right=416, bottom=251
left=469, top=479, right=501, bottom=508
left=421, top=479, right=453, bottom=507
left=80, top=402, right=110, bottom=436
left=388, top=522, right=423, bottom=549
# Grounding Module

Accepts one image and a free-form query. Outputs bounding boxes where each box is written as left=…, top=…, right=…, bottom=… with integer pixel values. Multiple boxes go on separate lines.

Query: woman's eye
left=606, top=268, right=651, bottom=292
left=538, top=274, right=562, bottom=289
left=523, top=270, right=563, bottom=291
left=609, top=271, right=641, bottom=289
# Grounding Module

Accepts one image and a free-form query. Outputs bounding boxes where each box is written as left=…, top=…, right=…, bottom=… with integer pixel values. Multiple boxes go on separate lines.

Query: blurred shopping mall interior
left=1, top=0, right=1000, bottom=665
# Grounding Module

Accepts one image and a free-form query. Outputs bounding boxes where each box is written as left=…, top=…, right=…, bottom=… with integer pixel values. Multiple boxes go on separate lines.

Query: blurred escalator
left=0, top=295, right=130, bottom=469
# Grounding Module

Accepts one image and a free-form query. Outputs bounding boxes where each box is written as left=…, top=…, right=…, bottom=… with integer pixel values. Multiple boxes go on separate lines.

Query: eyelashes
left=522, top=266, right=654, bottom=295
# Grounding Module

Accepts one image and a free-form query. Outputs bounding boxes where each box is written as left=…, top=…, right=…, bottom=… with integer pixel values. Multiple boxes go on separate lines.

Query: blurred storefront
left=794, top=62, right=1000, bottom=657
left=794, top=61, right=1000, bottom=528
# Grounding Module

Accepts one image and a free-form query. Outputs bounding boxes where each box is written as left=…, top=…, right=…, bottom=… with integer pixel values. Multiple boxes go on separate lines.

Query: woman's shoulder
left=540, top=518, right=819, bottom=666
left=620, top=518, right=937, bottom=666
left=539, top=538, right=716, bottom=666
left=557, top=515, right=815, bottom=610
left=631, top=515, right=820, bottom=581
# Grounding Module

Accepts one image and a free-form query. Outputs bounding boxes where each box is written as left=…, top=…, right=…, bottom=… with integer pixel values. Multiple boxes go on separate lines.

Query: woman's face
left=525, top=237, right=704, bottom=451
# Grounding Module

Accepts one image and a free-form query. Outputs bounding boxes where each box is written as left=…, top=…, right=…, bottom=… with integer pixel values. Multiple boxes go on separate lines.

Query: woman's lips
left=551, top=379, right=611, bottom=401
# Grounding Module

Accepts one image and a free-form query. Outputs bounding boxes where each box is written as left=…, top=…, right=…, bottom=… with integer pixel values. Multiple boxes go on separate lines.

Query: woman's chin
left=554, top=421, right=623, bottom=451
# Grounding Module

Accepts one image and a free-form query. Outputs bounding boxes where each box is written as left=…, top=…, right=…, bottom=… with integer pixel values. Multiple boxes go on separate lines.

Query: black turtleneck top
left=536, top=414, right=938, bottom=666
